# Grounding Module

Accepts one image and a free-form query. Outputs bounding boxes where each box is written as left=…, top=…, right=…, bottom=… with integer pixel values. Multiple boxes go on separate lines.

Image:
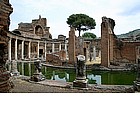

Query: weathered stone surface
left=0, top=0, right=13, bottom=92
left=11, top=60, right=20, bottom=76
left=68, top=27, right=76, bottom=65
left=73, top=55, right=88, bottom=88
left=30, top=60, right=45, bottom=82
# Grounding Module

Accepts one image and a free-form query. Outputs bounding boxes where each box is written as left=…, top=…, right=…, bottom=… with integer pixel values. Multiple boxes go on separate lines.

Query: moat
left=7, top=62, right=137, bottom=85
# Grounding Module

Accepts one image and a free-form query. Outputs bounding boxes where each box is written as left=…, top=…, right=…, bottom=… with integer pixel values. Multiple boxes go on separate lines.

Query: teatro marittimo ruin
left=1, top=0, right=140, bottom=92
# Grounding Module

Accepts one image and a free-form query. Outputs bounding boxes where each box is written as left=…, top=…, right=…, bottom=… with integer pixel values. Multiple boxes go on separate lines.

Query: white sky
left=9, top=0, right=140, bottom=38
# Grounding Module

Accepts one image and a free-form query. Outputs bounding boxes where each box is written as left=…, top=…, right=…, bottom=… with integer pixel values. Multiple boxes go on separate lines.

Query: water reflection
left=6, top=62, right=137, bottom=85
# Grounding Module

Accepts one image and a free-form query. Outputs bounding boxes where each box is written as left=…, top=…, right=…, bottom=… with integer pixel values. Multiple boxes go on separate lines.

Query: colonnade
left=7, top=32, right=68, bottom=62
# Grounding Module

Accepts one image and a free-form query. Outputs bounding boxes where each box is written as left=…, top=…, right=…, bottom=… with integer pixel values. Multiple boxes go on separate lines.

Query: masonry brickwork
left=0, top=0, right=13, bottom=92
left=16, top=15, right=52, bottom=39
left=68, top=27, right=76, bottom=65
left=101, top=16, right=140, bottom=67
left=101, top=16, right=116, bottom=67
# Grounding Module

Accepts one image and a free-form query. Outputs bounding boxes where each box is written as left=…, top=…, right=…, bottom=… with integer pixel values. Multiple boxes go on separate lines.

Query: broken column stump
left=73, top=55, right=88, bottom=88
left=30, top=60, right=45, bottom=82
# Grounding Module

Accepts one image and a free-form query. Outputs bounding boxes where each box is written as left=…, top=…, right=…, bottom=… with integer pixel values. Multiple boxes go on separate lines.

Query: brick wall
left=114, top=42, right=140, bottom=63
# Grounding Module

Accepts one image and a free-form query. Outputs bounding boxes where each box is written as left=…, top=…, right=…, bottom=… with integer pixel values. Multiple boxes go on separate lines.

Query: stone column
left=59, top=43, right=61, bottom=51
left=65, top=43, right=67, bottom=59
left=15, top=38, right=18, bottom=60
left=37, top=42, right=40, bottom=58
left=68, top=27, right=76, bottom=65
left=8, top=37, right=12, bottom=61
left=21, top=40, right=24, bottom=60
left=44, top=42, right=47, bottom=60
left=28, top=41, right=31, bottom=59
left=52, top=43, right=55, bottom=53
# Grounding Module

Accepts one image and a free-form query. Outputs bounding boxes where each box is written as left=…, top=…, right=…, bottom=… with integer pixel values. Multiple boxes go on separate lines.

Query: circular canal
left=7, top=62, right=137, bottom=85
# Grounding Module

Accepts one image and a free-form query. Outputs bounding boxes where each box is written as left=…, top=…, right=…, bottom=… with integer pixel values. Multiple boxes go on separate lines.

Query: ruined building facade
left=7, top=16, right=100, bottom=66
left=68, top=27, right=100, bottom=65
left=7, top=15, right=68, bottom=65
left=101, top=16, right=140, bottom=67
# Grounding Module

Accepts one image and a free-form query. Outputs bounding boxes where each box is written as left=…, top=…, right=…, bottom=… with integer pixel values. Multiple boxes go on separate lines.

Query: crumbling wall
left=114, top=41, right=140, bottom=64
left=101, top=16, right=116, bottom=67
left=0, top=0, right=13, bottom=92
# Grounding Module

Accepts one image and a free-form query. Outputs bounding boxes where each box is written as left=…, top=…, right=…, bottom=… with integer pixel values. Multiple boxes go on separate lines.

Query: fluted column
left=15, top=38, right=18, bottom=60
left=8, top=37, right=12, bottom=61
left=21, top=40, right=24, bottom=60
left=37, top=42, right=40, bottom=58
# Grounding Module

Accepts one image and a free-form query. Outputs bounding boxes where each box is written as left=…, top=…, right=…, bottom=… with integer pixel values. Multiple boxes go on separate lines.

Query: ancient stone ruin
left=0, top=0, right=13, bottom=92
left=101, top=16, right=140, bottom=68
left=133, top=58, right=140, bottom=91
left=73, top=55, right=88, bottom=88
left=30, top=60, right=45, bottom=82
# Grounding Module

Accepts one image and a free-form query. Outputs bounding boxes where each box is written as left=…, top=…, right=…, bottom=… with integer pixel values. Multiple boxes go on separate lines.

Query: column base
left=73, top=79, right=88, bottom=88
left=30, top=72, right=45, bottom=82
left=133, top=81, right=140, bottom=92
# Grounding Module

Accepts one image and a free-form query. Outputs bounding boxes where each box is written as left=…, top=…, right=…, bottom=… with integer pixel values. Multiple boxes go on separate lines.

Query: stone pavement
left=10, top=76, right=134, bottom=93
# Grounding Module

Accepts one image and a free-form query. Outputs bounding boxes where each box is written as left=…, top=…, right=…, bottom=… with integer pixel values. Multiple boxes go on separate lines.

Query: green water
left=14, top=62, right=137, bottom=85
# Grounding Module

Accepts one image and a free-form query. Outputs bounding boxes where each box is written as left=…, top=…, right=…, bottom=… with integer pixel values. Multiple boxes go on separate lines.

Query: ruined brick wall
left=101, top=17, right=110, bottom=67
left=0, top=0, right=13, bottom=64
left=18, top=15, right=52, bottom=39
left=68, top=27, right=76, bottom=65
left=46, top=52, right=66, bottom=66
left=114, top=42, right=140, bottom=63
left=101, top=16, right=117, bottom=67
left=0, top=0, right=13, bottom=92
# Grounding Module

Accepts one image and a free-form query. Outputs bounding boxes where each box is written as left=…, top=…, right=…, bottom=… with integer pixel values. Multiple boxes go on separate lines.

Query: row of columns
left=8, top=36, right=68, bottom=62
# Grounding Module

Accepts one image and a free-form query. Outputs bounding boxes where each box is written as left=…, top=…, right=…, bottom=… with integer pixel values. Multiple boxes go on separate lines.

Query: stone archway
left=35, top=25, right=43, bottom=36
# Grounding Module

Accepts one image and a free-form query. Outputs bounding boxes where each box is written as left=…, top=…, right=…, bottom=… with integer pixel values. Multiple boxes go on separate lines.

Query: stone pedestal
left=73, top=79, right=88, bottom=88
left=11, top=60, right=20, bottom=76
left=30, top=60, right=45, bottom=82
left=30, top=72, right=45, bottom=82
left=73, top=55, right=88, bottom=88
left=133, top=81, right=140, bottom=92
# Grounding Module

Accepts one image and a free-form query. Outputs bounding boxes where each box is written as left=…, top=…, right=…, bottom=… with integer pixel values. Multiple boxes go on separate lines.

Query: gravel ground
left=10, top=76, right=134, bottom=93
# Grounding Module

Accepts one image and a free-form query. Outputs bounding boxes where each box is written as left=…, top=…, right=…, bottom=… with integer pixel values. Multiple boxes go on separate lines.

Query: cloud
left=119, top=4, right=140, bottom=16
left=9, top=0, right=140, bottom=38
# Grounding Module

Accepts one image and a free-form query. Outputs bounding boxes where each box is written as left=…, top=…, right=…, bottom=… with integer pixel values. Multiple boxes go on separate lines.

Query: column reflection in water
left=52, top=71, right=55, bottom=80
left=8, top=62, right=11, bottom=72
left=21, top=62, right=24, bottom=75
left=44, top=66, right=47, bottom=74
left=65, top=72, right=69, bottom=82
left=28, top=62, right=31, bottom=76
